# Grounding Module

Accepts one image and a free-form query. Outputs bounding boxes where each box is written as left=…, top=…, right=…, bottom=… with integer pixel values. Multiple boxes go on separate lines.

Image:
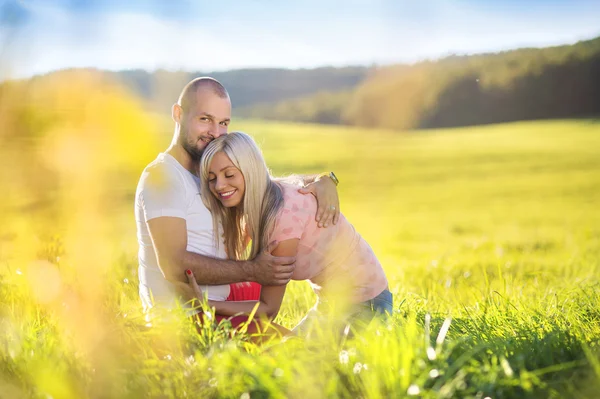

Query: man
left=135, top=77, right=340, bottom=313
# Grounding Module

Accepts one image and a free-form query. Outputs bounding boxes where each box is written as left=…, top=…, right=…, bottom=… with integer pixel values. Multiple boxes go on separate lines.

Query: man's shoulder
left=138, top=154, right=185, bottom=190
left=144, top=153, right=180, bottom=174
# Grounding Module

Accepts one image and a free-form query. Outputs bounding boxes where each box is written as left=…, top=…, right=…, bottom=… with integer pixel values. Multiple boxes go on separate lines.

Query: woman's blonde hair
left=199, top=132, right=284, bottom=260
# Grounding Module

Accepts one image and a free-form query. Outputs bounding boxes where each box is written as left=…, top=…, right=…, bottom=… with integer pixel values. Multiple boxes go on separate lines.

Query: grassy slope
left=1, top=119, right=599, bottom=398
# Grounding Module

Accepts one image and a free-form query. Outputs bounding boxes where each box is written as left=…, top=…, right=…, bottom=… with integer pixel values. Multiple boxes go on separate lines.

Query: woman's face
left=207, top=151, right=245, bottom=208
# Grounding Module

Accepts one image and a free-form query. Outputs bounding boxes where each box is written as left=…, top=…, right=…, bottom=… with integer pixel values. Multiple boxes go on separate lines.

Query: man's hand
left=246, top=241, right=296, bottom=285
left=298, top=175, right=340, bottom=228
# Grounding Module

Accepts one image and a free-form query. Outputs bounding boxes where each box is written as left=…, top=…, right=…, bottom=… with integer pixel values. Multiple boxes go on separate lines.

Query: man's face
left=178, top=89, right=231, bottom=161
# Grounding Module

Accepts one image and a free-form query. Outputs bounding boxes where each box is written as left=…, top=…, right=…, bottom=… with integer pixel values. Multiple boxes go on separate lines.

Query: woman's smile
left=218, top=189, right=237, bottom=200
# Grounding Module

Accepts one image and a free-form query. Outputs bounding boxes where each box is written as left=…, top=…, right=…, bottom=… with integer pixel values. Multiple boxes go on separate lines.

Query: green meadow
left=1, top=115, right=599, bottom=398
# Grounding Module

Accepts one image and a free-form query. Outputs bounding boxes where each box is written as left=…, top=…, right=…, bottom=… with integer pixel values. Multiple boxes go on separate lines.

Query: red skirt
left=215, top=281, right=262, bottom=329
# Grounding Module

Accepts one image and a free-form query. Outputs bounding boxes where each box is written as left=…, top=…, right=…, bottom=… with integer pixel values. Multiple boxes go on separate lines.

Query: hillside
left=5, top=35, right=599, bottom=130
left=108, top=66, right=369, bottom=113
left=239, top=36, right=600, bottom=129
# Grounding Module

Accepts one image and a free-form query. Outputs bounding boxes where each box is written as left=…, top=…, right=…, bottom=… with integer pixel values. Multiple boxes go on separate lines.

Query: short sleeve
left=138, top=164, right=188, bottom=221
left=271, top=188, right=311, bottom=242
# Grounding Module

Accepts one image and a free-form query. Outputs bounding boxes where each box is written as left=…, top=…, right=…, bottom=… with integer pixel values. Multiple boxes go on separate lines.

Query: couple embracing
left=135, top=77, right=392, bottom=339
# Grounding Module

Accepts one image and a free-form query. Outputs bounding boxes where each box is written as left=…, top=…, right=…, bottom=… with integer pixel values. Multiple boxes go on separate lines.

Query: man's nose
left=209, top=122, right=226, bottom=138
left=213, top=130, right=227, bottom=139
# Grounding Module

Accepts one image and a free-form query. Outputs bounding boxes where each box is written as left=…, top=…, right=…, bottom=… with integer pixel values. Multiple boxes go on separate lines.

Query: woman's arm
left=197, top=239, right=300, bottom=318
left=207, top=284, right=286, bottom=318
left=242, top=224, right=252, bottom=248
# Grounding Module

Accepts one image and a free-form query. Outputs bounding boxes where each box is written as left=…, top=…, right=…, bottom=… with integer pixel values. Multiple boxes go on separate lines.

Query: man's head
left=172, top=77, right=232, bottom=161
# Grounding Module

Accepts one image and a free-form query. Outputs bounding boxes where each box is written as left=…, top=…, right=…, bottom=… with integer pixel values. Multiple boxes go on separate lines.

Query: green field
left=1, top=118, right=600, bottom=398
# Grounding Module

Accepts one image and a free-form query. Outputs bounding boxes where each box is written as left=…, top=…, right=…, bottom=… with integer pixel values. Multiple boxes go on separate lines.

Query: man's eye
left=200, top=117, right=210, bottom=121
left=220, top=121, right=229, bottom=126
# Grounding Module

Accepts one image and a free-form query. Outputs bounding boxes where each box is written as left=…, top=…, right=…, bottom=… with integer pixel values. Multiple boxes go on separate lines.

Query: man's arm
left=290, top=173, right=341, bottom=228
left=147, top=216, right=295, bottom=285
left=274, top=174, right=319, bottom=186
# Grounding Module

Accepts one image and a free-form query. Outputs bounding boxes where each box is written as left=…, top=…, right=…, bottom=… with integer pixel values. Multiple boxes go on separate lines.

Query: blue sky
left=1, top=0, right=599, bottom=78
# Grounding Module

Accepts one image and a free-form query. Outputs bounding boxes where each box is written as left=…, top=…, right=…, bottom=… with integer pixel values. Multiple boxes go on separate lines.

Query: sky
left=1, top=0, right=599, bottom=79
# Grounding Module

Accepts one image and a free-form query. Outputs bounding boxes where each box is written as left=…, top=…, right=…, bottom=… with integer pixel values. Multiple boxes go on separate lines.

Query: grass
left=1, top=116, right=599, bottom=398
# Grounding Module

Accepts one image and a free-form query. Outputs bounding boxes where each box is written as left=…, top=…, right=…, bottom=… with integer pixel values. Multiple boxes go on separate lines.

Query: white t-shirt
left=135, top=153, right=230, bottom=312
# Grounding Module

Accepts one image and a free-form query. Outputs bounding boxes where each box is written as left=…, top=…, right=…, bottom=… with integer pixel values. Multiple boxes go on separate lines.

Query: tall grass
left=1, top=75, right=599, bottom=397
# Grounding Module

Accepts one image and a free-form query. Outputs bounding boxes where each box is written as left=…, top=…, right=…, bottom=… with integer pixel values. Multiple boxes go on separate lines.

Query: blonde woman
left=186, top=132, right=392, bottom=334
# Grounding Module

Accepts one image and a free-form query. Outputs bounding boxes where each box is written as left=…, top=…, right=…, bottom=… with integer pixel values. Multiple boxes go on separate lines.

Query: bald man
left=135, top=77, right=340, bottom=313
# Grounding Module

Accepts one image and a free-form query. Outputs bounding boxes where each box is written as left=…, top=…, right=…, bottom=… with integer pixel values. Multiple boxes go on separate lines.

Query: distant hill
left=7, top=34, right=600, bottom=130
left=238, top=36, right=600, bottom=129
left=106, top=66, right=369, bottom=114
left=236, top=89, right=354, bottom=125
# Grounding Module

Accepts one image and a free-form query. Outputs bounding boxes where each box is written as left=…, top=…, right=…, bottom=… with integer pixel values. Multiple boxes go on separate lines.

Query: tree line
left=238, top=35, right=600, bottom=129
left=3, top=35, right=599, bottom=130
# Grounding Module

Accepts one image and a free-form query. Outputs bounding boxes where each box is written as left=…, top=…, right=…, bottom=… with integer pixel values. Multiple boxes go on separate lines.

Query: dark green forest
left=345, top=35, right=600, bottom=129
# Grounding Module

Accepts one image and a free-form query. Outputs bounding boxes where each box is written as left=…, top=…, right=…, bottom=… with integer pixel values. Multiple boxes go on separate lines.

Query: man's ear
left=172, top=103, right=183, bottom=124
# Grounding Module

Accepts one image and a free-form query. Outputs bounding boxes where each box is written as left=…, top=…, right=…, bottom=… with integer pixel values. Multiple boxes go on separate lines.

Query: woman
left=188, top=132, right=392, bottom=335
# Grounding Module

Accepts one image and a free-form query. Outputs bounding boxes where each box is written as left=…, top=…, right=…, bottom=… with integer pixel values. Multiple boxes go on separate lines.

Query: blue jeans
left=348, top=289, right=393, bottom=328
left=361, top=288, right=394, bottom=317
left=291, top=289, right=394, bottom=336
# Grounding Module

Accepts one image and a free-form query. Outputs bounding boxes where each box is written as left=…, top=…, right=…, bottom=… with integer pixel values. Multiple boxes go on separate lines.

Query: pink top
left=271, top=182, right=388, bottom=303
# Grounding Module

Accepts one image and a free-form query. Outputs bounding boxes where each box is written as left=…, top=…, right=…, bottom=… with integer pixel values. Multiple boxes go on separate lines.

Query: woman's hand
left=298, top=175, right=340, bottom=228
left=174, top=269, right=204, bottom=304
